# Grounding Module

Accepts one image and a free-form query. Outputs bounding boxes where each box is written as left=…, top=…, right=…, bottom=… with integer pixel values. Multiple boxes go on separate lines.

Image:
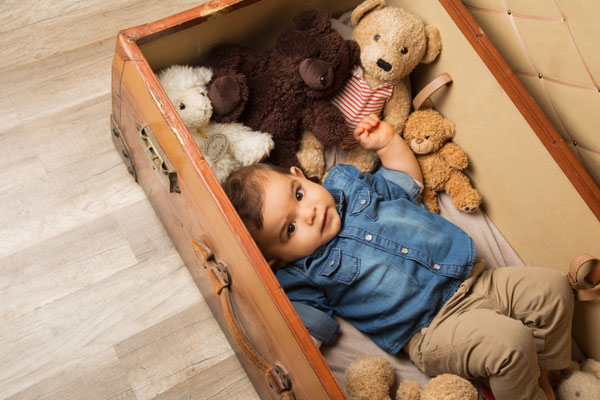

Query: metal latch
left=138, top=124, right=180, bottom=193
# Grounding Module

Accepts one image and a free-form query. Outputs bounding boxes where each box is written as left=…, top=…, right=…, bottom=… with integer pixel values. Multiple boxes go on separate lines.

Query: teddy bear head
left=397, top=374, right=478, bottom=400
left=555, top=359, right=600, bottom=400
left=351, top=0, right=442, bottom=83
left=158, top=65, right=213, bottom=131
left=273, top=9, right=360, bottom=99
left=403, top=108, right=455, bottom=155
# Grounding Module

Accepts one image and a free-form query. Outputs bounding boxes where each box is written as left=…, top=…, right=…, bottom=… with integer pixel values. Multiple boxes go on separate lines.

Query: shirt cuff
left=377, top=167, right=424, bottom=202
left=292, top=302, right=339, bottom=345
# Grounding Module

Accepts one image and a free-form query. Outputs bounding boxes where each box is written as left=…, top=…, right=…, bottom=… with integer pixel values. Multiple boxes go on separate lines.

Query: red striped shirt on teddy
left=331, top=66, right=395, bottom=147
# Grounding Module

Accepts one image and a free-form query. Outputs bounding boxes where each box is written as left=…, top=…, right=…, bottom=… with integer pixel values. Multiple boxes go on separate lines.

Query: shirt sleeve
left=376, top=166, right=425, bottom=206
left=291, top=302, right=340, bottom=345
left=276, top=267, right=340, bottom=344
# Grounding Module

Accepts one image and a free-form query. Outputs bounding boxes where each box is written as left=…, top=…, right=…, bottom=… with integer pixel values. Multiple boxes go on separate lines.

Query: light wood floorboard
left=0, top=1, right=259, bottom=399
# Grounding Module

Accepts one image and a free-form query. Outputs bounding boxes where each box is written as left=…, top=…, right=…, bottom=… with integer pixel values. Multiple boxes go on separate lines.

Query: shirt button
left=365, top=234, right=373, bottom=241
left=360, top=199, right=367, bottom=205
left=330, top=260, right=335, bottom=266
left=433, top=264, right=441, bottom=270
left=401, top=248, right=408, bottom=254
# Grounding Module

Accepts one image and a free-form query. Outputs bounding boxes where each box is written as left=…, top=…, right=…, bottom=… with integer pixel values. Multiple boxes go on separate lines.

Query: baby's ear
left=290, top=166, right=306, bottom=178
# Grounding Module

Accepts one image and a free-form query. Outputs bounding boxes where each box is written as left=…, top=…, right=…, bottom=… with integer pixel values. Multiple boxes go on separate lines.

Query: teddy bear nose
left=376, top=58, right=392, bottom=72
left=299, top=58, right=334, bottom=90
left=415, top=138, right=424, bottom=144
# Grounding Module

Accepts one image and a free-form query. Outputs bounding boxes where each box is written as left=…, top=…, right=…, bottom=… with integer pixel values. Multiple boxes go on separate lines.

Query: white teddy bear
left=554, top=359, right=600, bottom=400
left=158, top=65, right=273, bottom=183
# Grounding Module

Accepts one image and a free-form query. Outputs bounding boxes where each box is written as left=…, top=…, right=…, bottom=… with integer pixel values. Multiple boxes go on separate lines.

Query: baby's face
left=254, top=167, right=341, bottom=265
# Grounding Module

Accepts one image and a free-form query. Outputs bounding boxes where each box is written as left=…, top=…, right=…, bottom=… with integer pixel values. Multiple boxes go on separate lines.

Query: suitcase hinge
left=111, top=116, right=137, bottom=181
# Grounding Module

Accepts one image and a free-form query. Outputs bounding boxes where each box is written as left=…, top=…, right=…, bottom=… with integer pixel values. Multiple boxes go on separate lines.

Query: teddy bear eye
left=425, top=135, right=430, bottom=139
left=373, top=34, right=380, bottom=42
left=401, top=47, right=408, bottom=54
left=178, top=103, right=186, bottom=110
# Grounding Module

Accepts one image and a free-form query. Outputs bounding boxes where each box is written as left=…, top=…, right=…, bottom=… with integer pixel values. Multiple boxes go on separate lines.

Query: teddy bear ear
left=194, top=67, right=213, bottom=87
left=440, top=112, right=456, bottom=139
left=351, top=0, right=386, bottom=26
left=582, top=359, right=600, bottom=378
left=421, top=25, right=442, bottom=64
left=293, top=9, right=331, bottom=34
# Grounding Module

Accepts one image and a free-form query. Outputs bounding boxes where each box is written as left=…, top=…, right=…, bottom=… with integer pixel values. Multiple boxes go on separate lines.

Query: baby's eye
left=296, top=188, right=304, bottom=201
left=287, top=222, right=296, bottom=236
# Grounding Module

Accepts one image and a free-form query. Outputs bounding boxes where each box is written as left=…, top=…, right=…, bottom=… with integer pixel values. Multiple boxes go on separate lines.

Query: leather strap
left=568, top=253, right=600, bottom=301
left=209, top=263, right=296, bottom=399
left=412, top=72, right=453, bottom=111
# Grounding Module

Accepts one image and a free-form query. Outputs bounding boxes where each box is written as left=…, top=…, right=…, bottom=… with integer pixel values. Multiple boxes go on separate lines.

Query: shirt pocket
left=318, top=248, right=360, bottom=285
left=350, top=189, right=378, bottom=220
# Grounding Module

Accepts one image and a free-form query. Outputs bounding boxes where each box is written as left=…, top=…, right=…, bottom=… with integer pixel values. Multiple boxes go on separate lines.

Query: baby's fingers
left=363, top=114, right=380, bottom=127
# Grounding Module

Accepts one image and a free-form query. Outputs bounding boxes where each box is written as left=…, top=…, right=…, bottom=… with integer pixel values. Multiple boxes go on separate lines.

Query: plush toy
left=157, top=65, right=273, bottom=183
left=297, top=0, right=443, bottom=180
left=345, top=355, right=477, bottom=400
left=402, top=108, right=481, bottom=213
left=551, top=359, right=600, bottom=400
left=204, top=9, right=360, bottom=170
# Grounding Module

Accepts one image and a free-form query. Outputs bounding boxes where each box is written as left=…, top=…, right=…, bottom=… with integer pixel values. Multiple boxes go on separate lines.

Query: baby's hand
left=353, top=114, right=395, bottom=152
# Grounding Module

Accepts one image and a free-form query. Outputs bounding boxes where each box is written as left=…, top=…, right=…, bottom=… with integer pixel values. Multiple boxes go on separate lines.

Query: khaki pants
left=405, top=264, right=574, bottom=400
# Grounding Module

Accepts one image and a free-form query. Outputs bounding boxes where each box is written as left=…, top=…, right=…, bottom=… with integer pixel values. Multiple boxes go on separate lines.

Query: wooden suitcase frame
left=111, top=1, right=600, bottom=398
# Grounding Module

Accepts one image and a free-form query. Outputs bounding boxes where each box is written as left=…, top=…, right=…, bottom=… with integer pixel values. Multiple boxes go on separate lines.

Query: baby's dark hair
left=223, top=163, right=289, bottom=237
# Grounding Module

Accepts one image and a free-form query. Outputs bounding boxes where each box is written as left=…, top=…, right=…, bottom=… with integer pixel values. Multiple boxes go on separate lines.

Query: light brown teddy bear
left=345, top=355, right=478, bottom=400
left=403, top=108, right=481, bottom=213
left=297, top=0, right=442, bottom=181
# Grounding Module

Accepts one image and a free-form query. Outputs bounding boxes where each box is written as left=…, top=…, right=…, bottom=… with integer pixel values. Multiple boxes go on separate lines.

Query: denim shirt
left=276, top=164, right=475, bottom=354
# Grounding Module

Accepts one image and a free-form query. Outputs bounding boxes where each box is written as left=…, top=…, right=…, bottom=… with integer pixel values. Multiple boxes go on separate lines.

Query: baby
left=224, top=114, right=573, bottom=400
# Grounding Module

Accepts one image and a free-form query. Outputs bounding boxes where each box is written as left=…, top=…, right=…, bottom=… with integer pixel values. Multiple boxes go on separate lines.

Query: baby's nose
left=301, top=205, right=317, bottom=225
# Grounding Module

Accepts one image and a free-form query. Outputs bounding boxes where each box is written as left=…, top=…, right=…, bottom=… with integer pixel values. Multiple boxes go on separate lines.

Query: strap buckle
left=568, top=253, right=600, bottom=301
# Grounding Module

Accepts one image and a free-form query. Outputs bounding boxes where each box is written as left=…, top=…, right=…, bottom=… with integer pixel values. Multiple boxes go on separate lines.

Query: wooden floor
left=0, top=1, right=259, bottom=399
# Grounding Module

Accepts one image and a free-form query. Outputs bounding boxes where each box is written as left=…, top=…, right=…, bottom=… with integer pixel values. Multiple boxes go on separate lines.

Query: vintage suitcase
left=110, top=0, right=600, bottom=398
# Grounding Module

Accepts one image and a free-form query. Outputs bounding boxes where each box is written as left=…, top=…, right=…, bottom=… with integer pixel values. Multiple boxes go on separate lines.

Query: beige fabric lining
left=463, top=0, right=600, bottom=187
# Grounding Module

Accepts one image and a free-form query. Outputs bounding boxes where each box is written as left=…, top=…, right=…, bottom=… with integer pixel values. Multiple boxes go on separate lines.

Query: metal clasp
left=138, top=124, right=180, bottom=193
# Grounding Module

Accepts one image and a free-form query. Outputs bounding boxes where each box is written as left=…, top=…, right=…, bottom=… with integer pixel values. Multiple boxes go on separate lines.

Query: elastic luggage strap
left=568, top=253, right=600, bottom=301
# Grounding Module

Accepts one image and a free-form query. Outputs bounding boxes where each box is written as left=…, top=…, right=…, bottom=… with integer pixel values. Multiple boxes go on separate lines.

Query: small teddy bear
left=157, top=65, right=273, bottom=183
left=297, top=0, right=442, bottom=180
left=345, top=355, right=477, bottom=400
left=552, top=359, right=600, bottom=400
left=402, top=108, right=481, bottom=213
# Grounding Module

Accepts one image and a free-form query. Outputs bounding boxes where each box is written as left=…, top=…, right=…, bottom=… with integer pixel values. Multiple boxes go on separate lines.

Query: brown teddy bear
left=402, top=108, right=481, bottom=213
left=403, top=109, right=481, bottom=213
left=345, top=355, right=478, bottom=400
left=204, top=9, right=360, bottom=170
left=297, top=0, right=442, bottom=180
